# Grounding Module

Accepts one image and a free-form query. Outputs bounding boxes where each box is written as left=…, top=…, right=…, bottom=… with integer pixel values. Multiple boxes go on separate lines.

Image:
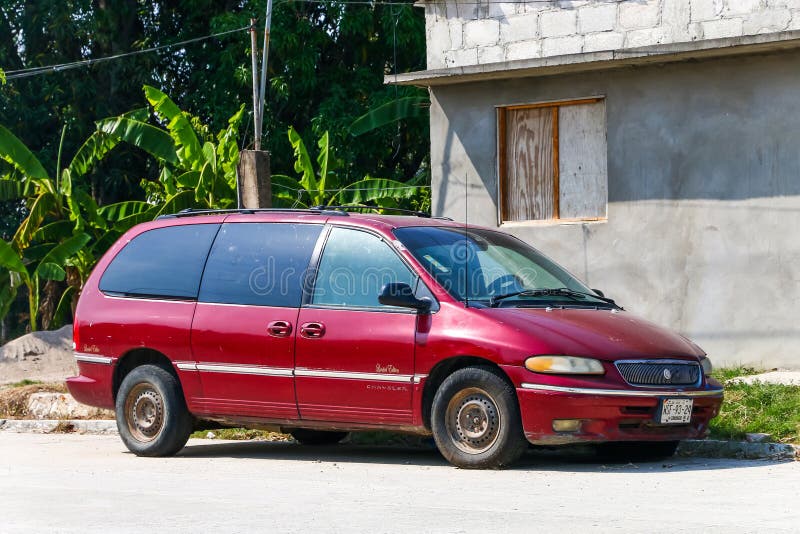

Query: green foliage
left=273, top=127, right=427, bottom=211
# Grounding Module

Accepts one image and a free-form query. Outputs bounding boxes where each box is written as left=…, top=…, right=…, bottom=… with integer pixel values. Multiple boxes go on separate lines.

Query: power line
left=4, top=25, right=251, bottom=81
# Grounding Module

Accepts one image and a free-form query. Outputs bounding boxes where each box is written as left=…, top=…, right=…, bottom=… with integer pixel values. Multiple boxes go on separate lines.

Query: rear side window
left=99, top=224, right=219, bottom=299
left=198, top=223, right=323, bottom=307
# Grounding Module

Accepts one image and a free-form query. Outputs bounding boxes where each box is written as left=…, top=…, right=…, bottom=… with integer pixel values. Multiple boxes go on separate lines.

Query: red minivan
left=67, top=208, right=723, bottom=468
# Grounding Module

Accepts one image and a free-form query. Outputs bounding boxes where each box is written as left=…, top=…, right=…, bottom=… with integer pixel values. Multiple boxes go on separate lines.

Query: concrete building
left=389, top=0, right=800, bottom=368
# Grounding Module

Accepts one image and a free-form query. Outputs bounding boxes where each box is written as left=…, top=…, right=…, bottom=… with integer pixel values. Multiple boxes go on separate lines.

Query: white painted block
left=500, top=13, right=539, bottom=43
left=445, top=47, right=479, bottom=67
left=449, top=19, right=463, bottom=50
left=619, top=1, right=661, bottom=30
left=662, top=0, right=692, bottom=40
left=478, top=45, right=505, bottom=64
left=723, top=0, right=763, bottom=16
left=488, top=1, right=517, bottom=20
left=578, top=4, right=618, bottom=34
left=742, top=9, right=792, bottom=33
left=540, top=10, right=578, bottom=38
left=583, top=31, right=625, bottom=52
left=626, top=27, right=667, bottom=47
left=542, top=35, right=584, bottom=56
left=702, top=17, right=744, bottom=38
left=690, top=0, right=725, bottom=21
left=464, top=19, right=501, bottom=48
left=505, top=40, right=542, bottom=61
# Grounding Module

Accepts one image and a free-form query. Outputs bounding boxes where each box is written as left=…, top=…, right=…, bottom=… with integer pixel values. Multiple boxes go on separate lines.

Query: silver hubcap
left=445, top=387, right=501, bottom=454
left=125, top=384, right=164, bottom=442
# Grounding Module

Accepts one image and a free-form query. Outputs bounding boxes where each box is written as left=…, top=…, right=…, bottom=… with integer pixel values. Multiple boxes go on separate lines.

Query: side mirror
left=379, top=283, right=431, bottom=312
left=592, top=289, right=605, bottom=298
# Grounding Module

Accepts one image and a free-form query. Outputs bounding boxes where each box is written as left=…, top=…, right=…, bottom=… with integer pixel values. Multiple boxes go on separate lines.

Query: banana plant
left=272, top=126, right=424, bottom=209
left=97, top=85, right=245, bottom=216
left=0, top=119, right=145, bottom=330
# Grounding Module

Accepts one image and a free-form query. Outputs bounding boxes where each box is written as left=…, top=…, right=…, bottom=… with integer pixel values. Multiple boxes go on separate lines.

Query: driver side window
left=311, top=227, right=416, bottom=309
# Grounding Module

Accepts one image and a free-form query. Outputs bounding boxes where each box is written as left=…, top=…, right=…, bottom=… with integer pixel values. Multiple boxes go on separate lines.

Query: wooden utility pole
left=238, top=17, right=272, bottom=209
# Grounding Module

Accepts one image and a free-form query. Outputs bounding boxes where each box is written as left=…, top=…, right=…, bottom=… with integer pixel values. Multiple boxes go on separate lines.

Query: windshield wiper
left=489, top=287, right=617, bottom=308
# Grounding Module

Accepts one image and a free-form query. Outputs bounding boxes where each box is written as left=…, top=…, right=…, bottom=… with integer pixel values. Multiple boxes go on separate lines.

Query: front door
left=190, top=222, right=323, bottom=419
left=295, top=226, right=419, bottom=424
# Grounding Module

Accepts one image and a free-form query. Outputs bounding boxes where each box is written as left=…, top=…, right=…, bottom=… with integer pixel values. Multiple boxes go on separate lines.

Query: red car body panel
left=67, top=212, right=723, bottom=444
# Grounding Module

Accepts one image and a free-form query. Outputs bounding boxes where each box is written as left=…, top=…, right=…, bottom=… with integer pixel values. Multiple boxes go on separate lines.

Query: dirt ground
left=0, top=325, right=75, bottom=386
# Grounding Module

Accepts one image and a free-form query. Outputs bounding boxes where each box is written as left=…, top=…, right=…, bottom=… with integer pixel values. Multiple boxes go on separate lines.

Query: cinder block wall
left=425, top=0, right=800, bottom=69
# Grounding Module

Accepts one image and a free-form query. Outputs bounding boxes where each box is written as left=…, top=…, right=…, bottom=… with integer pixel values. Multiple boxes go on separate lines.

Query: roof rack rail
left=156, top=207, right=350, bottom=219
left=310, top=205, right=446, bottom=218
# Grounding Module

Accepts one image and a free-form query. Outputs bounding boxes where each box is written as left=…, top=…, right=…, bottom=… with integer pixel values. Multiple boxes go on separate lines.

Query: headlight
left=525, top=356, right=605, bottom=375
left=700, top=356, right=713, bottom=376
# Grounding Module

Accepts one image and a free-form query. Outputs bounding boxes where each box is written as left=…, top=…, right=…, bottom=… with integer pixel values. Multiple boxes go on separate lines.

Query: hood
left=481, top=306, right=702, bottom=361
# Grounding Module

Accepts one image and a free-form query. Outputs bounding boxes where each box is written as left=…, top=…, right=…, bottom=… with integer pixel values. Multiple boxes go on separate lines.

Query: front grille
left=615, top=361, right=701, bottom=387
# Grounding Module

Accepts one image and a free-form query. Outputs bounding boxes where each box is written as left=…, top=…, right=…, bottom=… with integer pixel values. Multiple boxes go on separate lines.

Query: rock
left=0, top=325, right=76, bottom=385
left=745, top=433, right=772, bottom=443
left=206, top=431, right=217, bottom=439
left=27, top=392, right=113, bottom=420
left=727, top=371, right=800, bottom=386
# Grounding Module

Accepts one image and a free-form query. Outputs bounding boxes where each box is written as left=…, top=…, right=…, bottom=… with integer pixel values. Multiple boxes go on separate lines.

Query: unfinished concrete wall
left=425, top=0, right=800, bottom=69
left=429, top=50, right=800, bottom=369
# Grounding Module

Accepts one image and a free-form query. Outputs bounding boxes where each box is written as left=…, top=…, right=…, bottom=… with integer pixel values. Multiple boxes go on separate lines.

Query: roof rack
left=157, top=207, right=349, bottom=219
left=157, top=206, right=453, bottom=221
left=310, top=205, right=452, bottom=220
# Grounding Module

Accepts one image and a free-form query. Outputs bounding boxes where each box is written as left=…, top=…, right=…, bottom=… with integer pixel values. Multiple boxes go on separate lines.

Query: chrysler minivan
left=67, top=208, right=723, bottom=468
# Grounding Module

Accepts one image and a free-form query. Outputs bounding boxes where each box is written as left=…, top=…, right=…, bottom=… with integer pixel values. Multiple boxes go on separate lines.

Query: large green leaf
left=288, top=127, right=318, bottom=199
left=0, top=179, right=26, bottom=201
left=73, top=189, right=107, bottom=230
left=36, top=233, right=91, bottom=280
left=155, top=190, right=196, bottom=218
left=69, top=108, right=149, bottom=178
left=97, top=201, right=151, bottom=222
left=270, top=174, right=307, bottom=207
left=349, top=97, right=429, bottom=137
left=316, top=131, right=330, bottom=193
left=32, top=220, right=73, bottom=243
left=52, top=285, right=76, bottom=328
left=0, top=125, right=49, bottom=180
left=13, top=192, right=57, bottom=248
left=113, top=208, right=158, bottom=233
left=333, top=178, right=423, bottom=205
left=144, top=85, right=203, bottom=168
left=0, top=270, right=18, bottom=325
left=0, top=240, right=27, bottom=275
left=96, top=117, right=178, bottom=165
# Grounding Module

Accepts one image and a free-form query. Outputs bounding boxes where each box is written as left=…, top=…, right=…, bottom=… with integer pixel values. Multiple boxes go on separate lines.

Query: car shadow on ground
left=176, top=440, right=787, bottom=473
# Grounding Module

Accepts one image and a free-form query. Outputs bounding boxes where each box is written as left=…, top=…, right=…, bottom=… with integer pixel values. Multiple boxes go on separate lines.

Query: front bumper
left=517, top=382, right=723, bottom=445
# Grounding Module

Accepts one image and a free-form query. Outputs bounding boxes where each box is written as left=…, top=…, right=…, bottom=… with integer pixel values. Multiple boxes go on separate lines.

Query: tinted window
left=312, top=227, right=415, bottom=308
left=100, top=224, right=219, bottom=299
left=199, top=223, right=322, bottom=307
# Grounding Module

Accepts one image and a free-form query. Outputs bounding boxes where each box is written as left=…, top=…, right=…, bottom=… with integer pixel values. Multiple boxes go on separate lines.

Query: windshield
left=394, top=226, right=607, bottom=307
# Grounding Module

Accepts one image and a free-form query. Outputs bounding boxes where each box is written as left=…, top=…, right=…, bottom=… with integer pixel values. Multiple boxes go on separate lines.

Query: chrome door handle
left=300, top=322, right=325, bottom=338
left=267, top=320, right=293, bottom=337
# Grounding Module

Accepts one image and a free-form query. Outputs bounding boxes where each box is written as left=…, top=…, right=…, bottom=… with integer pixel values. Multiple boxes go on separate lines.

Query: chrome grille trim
left=615, top=359, right=702, bottom=388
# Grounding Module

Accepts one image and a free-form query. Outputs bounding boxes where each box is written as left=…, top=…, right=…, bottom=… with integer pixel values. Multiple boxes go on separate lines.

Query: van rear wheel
left=431, top=366, right=527, bottom=469
left=115, top=364, right=192, bottom=457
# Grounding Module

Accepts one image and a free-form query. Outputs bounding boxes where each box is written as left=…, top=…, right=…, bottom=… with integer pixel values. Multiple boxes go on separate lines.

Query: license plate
left=659, top=398, right=693, bottom=424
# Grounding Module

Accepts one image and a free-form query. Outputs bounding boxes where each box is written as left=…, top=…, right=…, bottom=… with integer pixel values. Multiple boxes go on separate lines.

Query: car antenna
left=464, top=172, right=470, bottom=308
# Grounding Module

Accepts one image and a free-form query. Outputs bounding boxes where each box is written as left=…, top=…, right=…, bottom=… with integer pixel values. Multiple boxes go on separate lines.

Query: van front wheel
left=115, top=364, right=193, bottom=457
left=431, top=366, right=527, bottom=469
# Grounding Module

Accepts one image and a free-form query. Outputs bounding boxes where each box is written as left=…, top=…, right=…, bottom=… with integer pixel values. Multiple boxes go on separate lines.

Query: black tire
left=596, top=440, right=680, bottom=463
left=115, top=364, right=193, bottom=457
left=431, top=366, right=527, bottom=469
left=290, top=429, right=349, bottom=445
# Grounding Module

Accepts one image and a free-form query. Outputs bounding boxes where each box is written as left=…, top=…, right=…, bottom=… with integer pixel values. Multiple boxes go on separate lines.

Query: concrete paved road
left=1, top=433, right=798, bottom=533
